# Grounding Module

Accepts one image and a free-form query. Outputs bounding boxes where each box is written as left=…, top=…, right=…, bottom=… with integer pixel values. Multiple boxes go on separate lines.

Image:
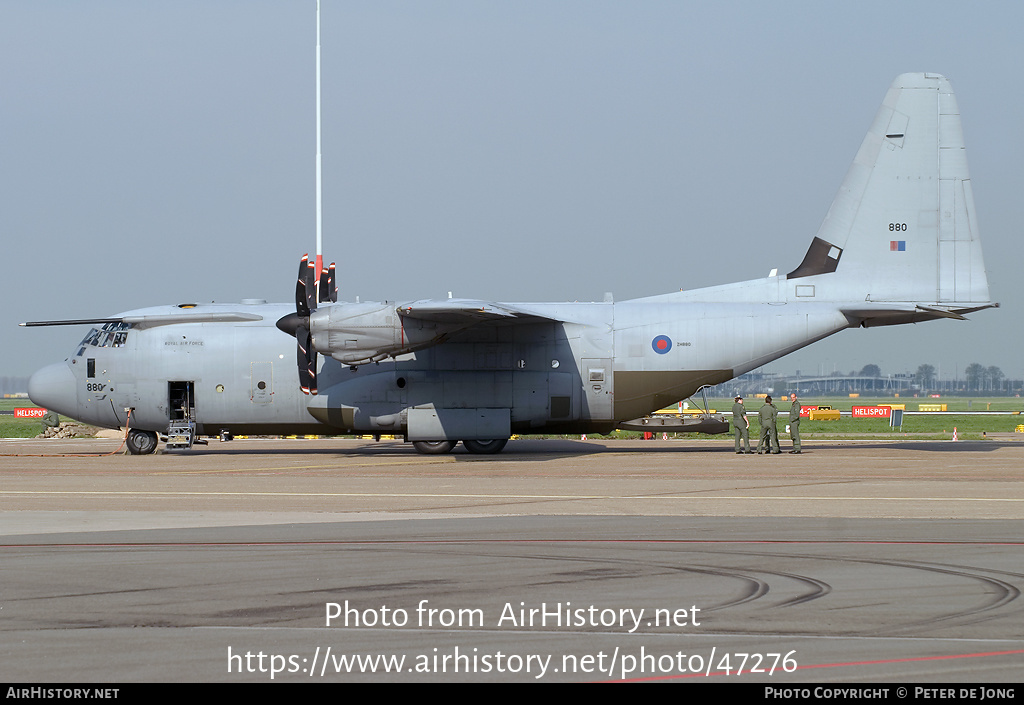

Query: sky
left=2, top=1, right=1022, bottom=383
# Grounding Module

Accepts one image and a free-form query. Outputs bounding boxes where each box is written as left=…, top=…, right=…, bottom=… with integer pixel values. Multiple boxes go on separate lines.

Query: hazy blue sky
left=3, top=1, right=1021, bottom=382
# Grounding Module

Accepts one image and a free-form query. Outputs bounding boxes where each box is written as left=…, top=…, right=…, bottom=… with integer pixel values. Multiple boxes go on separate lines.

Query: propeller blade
left=296, top=254, right=311, bottom=318
left=294, top=254, right=320, bottom=395
left=305, top=260, right=317, bottom=315
left=296, top=324, right=312, bottom=394
left=296, top=324, right=318, bottom=395
left=308, top=350, right=318, bottom=396
left=317, top=260, right=338, bottom=304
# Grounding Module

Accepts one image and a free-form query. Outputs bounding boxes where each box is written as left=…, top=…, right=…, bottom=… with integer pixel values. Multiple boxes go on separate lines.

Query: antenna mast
left=315, top=0, right=323, bottom=279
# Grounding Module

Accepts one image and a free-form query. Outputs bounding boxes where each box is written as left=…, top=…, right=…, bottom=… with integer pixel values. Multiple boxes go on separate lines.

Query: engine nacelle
left=310, top=303, right=458, bottom=365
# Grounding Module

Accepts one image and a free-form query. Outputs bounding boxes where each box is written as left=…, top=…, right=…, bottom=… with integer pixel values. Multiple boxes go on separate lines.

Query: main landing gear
left=462, top=439, right=508, bottom=454
left=411, top=440, right=458, bottom=454
left=411, top=439, right=509, bottom=455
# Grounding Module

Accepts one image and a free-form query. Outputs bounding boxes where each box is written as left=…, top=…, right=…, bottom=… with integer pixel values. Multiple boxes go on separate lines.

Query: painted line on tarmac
left=164, top=456, right=458, bottom=474
left=0, top=490, right=1020, bottom=503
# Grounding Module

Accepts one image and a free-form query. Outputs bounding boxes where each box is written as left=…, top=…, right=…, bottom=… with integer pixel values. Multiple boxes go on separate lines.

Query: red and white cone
left=952, top=427, right=958, bottom=442
left=662, top=433, right=668, bottom=440
left=581, top=434, right=587, bottom=440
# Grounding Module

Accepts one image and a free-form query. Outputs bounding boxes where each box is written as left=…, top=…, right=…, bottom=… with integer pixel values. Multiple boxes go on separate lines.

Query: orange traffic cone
left=952, top=427, right=958, bottom=442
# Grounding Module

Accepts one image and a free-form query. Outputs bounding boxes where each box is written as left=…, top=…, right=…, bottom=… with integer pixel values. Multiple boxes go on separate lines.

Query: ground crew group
left=732, top=393, right=801, bottom=454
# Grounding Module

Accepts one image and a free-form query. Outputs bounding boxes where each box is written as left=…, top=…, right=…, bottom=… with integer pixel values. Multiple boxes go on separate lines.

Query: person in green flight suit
left=788, top=392, right=802, bottom=454
left=732, top=395, right=751, bottom=454
left=757, top=395, right=781, bottom=454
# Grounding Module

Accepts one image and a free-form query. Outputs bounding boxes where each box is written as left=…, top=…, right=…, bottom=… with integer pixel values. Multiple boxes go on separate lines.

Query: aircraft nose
left=28, top=362, right=77, bottom=415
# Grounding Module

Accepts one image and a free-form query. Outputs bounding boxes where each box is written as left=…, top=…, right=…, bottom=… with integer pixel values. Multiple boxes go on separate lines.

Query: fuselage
left=27, top=291, right=853, bottom=440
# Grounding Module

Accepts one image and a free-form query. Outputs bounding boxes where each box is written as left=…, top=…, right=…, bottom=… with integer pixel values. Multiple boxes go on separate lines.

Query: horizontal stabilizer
left=841, top=302, right=998, bottom=327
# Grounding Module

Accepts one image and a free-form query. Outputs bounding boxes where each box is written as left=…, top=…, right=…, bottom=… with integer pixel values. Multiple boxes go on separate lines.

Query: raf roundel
left=651, top=335, right=672, bottom=354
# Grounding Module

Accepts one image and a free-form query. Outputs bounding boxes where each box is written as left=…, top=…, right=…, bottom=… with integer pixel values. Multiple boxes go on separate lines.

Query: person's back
left=757, top=397, right=780, bottom=454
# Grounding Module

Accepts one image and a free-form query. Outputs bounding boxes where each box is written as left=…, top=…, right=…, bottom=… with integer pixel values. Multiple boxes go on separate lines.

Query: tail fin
left=789, top=73, right=993, bottom=312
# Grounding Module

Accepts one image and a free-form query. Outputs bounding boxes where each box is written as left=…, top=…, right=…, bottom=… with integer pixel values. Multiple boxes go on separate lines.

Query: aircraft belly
left=304, top=318, right=596, bottom=436
left=610, top=306, right=849, bottom=419
left=312, top=365, right=566, bottom=435
left=613, top=369, right=732, bottom=421
left=439, top=371, right=513, bottom=409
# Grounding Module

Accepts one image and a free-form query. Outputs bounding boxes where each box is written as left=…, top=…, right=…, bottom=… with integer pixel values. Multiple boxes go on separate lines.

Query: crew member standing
left=757, top=395, right=780, bottom=454
left=788, top=393, right=802, bottom=454
left=732, top=395, right=751, bottom=454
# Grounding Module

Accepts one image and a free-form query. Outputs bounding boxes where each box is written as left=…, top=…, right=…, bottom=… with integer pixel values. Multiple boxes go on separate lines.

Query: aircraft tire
left=411, top=440, right=457, bottom=455
left=126, top=429, right=159, bottom=455
left=462, top=438, right=508, bottom=455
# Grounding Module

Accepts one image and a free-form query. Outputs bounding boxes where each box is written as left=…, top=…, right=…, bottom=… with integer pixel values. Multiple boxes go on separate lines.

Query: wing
left=396, top=299, right=555, bottom=325
left=21, top=312, right=264, bottom=329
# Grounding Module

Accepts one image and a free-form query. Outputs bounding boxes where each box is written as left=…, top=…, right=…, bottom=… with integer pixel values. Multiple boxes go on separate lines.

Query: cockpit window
left=78, top=321, right=132, bottom=351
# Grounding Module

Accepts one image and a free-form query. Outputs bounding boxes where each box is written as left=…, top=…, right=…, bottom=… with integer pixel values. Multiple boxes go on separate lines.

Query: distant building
left=705, top=371, right=914, bottom=397
left=0, top=377, right=29, bottom=397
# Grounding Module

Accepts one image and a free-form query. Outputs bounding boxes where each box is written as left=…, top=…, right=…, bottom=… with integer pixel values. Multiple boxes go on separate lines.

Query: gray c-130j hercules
left=25, top=73, right=996, bottom=455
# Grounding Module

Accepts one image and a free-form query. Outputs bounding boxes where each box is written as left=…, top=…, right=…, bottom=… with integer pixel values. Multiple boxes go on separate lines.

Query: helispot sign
left=851, top=406, right=892, bottom=418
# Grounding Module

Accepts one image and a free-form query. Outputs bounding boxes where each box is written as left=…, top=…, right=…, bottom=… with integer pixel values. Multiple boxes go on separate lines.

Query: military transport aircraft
left=25, top=73, right=996, bottom=455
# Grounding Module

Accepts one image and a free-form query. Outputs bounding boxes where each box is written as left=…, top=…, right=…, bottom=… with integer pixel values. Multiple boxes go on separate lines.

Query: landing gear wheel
left=462, top=438, right=508, bottom=455
left=126, top=429, right=158, bottom=455
left=412, top=440, right=457, bottom=455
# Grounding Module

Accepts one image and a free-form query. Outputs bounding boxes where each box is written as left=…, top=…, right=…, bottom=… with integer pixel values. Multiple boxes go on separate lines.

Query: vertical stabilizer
left=789, top=73, right=991, bottom=307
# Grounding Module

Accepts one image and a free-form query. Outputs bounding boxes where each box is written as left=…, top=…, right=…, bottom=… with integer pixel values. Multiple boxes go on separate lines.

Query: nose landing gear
left=126, top=428, right=158, bottom=455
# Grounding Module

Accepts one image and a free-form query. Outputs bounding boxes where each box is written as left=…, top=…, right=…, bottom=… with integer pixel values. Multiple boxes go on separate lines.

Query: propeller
left=276, top=254, right=338, bottom=395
